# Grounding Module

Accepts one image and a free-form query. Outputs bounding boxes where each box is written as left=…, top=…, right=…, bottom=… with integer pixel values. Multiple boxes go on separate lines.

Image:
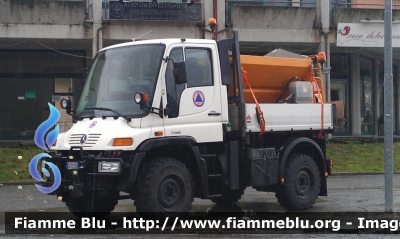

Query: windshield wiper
left=78, top=115, right=95, bottom=120
left=85, top=107, right=132, bottom=122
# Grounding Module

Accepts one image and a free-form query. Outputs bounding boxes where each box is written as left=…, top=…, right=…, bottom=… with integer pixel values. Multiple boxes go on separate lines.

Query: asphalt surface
left=1, top=174, right=400, bottom=238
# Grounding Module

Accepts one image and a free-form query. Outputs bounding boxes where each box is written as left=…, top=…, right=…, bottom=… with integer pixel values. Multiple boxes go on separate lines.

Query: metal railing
left=101, top=0, right=199, bottom=20
left=226, top=0, right=317, bottom=7
left=331, top=2, right=400, bottom=9
left=97, top=0, right=399, bottom=24
left=226, top=0, right=318, bottom=24
left=226, top=0, right=400, bottom=25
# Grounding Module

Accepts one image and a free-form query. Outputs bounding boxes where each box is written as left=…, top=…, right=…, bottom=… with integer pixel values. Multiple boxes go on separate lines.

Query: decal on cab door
left=193, top=91, right=205, bottom=107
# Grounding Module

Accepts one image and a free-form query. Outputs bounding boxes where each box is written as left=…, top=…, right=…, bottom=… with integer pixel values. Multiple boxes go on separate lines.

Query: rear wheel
left=275, top=153, right=320, bottom=211
left=134, top=157, right=193, bottom=213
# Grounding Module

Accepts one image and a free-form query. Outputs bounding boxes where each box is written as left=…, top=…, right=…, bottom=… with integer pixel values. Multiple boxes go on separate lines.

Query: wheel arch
left=134, top=137, right=209, bottom=198
left=279, top=137, right=328, bottom=196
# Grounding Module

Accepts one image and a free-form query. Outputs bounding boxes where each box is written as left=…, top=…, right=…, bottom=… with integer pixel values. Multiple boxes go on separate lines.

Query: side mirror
left=60, top=98, right=72, bottom=115
left=173, top=61, right=187, bottom=85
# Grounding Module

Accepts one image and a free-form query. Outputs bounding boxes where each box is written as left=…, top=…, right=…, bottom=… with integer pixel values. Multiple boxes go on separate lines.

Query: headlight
left=134, top=92, right=148, bottom=104
left=98, top=162, right=120, bottom=173
left=134, top=93, right=142, bottom=104
left=60, top=98, right=71, bottom=109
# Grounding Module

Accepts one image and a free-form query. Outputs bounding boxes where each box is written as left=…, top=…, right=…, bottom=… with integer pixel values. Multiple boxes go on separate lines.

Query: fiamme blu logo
left=29, top=103, right=61, bottom=194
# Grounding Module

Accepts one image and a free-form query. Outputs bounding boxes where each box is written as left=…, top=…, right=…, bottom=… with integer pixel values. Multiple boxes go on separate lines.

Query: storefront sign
left=109, top=1, right=202, bottom=21
left=337, top=23, right=400, bottom=47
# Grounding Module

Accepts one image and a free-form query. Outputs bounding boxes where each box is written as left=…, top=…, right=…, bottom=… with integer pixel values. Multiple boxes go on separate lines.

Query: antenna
left=132, top=30, right=152, bottom=42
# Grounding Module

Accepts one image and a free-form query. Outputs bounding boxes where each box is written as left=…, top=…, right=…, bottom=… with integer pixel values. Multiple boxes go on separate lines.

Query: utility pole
left=384, top=0, right=393, bottom=212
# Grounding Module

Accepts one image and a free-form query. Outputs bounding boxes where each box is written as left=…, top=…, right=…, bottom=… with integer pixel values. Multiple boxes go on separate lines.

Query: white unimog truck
left=42, top=31, right=336, bottom=216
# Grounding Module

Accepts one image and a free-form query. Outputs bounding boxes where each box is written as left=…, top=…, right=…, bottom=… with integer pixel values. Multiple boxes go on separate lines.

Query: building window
left=331, top=54, right=351, bottom=135
left=360, top=56, right=374, bottom=135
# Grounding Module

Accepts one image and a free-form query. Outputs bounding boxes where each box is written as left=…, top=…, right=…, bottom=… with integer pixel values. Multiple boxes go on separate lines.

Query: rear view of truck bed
left=234, top=49, right=334, bottom=134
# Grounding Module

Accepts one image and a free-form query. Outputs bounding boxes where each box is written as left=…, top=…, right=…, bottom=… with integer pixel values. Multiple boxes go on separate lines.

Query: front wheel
left=134, top=157, right=193, bottom=213
left=64, top=193, right=118, bottom=217
left=275, top=153, right=321, bottom=211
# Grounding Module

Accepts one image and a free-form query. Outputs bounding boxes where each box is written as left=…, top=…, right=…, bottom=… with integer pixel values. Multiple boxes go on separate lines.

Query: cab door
left=162, top=44, right=223, bottom=143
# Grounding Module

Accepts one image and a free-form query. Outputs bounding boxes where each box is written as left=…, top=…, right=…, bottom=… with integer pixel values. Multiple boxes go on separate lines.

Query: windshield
left=76, top=44, right=165, bottom=118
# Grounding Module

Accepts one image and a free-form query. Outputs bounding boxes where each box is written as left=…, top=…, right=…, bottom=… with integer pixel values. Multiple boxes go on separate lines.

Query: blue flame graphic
left=29, top=153, right=61, bottom=194
left=29, top=103, right=61, bottom=194
left=34, top=103, right=60, bottom=150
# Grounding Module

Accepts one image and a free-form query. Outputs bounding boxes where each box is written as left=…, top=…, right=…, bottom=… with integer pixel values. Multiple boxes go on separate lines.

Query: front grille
left=68, top=134, right=101, bottom=148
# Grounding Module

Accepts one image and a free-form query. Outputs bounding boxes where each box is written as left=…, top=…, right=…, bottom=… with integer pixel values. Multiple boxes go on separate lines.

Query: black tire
left=210, top=187, right=246, bottom=205
left=134, top=157, right=193, bottom=213
left=64, top=193, right=118, bottom=217
left=275, top=153, right=321, bottom=211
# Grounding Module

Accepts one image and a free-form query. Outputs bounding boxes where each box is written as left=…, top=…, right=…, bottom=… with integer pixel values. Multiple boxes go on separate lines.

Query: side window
left=185, top=48, right=213, bottom=88
left=165, top=47, right=184, bottom=118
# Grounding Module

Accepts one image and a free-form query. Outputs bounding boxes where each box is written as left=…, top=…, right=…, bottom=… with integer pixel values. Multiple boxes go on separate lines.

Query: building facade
left=0, top=0, right=399, bottom=141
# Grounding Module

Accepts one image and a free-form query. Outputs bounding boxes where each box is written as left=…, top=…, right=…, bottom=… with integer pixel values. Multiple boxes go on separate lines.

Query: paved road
left=1, top=174, right=400, bottom=238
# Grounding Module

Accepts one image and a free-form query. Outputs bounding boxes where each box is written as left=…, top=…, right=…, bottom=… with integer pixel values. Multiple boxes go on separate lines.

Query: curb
left=0, top=181, right=35, bottom=186
left=2, top=172, right=400, bottom=186
left=331, top=171, right=400, bottom=176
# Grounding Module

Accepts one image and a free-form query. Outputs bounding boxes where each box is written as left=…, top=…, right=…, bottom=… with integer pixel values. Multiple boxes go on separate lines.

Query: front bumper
left=40, top=148, right=145, bottom=195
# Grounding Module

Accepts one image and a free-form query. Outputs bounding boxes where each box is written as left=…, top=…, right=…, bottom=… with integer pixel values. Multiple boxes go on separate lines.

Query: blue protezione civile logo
left=29, top=103, right=62, bottom=194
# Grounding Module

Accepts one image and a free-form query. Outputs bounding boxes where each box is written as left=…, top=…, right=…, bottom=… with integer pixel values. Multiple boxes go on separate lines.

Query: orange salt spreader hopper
left=240, top=49, right=320, bottom=104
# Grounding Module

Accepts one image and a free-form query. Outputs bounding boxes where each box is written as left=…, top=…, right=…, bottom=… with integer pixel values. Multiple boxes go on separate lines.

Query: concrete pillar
left=203, top=0, right=213, bottom=39
left=316, top=0, right=321, bottom=25
left=317, top=0, right=332, bottom=102
left=320, top=0, right=330, bottom=32
left=216, top=0, right=227, bottom=40
left=92, top=0, right=103, bottom=58
left=351, top=53, right=361, bottom=136
left=316, top=0, right=325, bottom=56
